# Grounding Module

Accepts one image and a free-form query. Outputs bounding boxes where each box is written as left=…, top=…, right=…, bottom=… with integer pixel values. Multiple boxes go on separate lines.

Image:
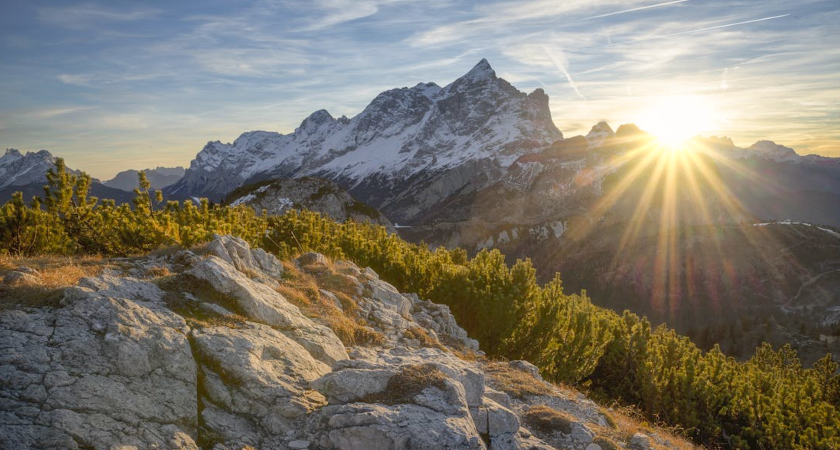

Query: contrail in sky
left=584, top=0, right=693, bottom=20
left=543, top=46, right=585, bottom=100
left=657, top=14, right=790, bottom=38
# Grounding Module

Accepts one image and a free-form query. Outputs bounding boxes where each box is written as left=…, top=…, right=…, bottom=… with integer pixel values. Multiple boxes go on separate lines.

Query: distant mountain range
left=102, top=167, right=185, bottom=191
left=0, top=149, right=137, bottom=205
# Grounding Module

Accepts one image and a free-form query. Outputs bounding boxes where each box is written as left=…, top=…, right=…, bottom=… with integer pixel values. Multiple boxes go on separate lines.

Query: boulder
left=0, top=277, right=198, bottom=450
left=193, top=322, right=330, bottom=441
left=311, top=368, right=394, bottom=403
left=2, top=270, right=39, bottom=285
left=189, top=256, right=348, bottom=365
left=207, top=234, right=283, bottom=279
left=630, top=432, right=652, bottom=450
left=323, top=402, right=484, bottom=450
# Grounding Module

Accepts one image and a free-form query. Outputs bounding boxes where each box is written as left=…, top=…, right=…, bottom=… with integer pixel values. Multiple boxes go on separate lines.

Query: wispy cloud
left=655, top=14, right=790, bottom=39
left=36, top=3, right=160, bottom=30
left=583, top=0, right=693, bottom=20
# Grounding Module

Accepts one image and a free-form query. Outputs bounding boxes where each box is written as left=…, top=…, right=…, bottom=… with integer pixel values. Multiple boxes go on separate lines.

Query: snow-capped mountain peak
left=748, top=140, right=800, bottom=163
left=0, top=149, right=58, bottom=190
left=455, top=58, right=496, bottom=83
left=168, top=59, right=564, bottom=219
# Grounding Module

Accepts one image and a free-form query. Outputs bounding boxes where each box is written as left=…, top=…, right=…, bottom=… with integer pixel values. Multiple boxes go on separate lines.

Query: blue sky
left=1, top=0, right=839, bottom=179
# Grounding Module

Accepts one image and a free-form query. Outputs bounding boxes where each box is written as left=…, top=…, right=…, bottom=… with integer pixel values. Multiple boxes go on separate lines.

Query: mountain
left=225, top=177, right=396, bottom=232
left=166, top=59, right=562, bottom=222
left=103, top=166, right=185, bottom=191
left=0, top=149, right=137, bottom=205
left=0, top=149, right=63, bottom=190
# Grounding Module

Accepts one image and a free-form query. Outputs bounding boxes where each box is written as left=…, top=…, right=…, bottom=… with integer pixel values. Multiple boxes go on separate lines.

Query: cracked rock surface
left=1, top=235, right=684, bottom=450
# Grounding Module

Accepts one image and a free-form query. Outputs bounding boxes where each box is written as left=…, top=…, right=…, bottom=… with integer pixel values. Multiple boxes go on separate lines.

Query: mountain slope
left=0, top=235, right=693, bottom=450
left=166, top=59, right=562, bottom=222
left=224, top=177, right=396, bottom=232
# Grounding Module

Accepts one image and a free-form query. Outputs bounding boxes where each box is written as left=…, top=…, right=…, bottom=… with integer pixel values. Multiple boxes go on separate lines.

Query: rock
left=289, top=440, right=311, bottom=449
left=490, top=431, right=556, bottom=450
left=2, top=270, right=39, bottom=285
left=509, top=360, right=542, bottom=381
left=311, top=368, right=394, bottom=403
left=78, top=273, right=165, bottom=303
left=323, top=402, right=484, bottom=450
left=568, top=421, right=595, bottom=446
left=296, top=252, right=328, bottom=267
left=207, top=234, right=283, bottom=280
left=189, top=256, right=348, bottom=365
left=585, top=443, right=603, bottom=450
left=341, top=347, right=486, bottom=407
left=173, top=249, right=201, bottom=268
left=630, top=432, right=652, bottom=450
left=0, top=277, right=198, bottom=450
left=193, top=322, right=330, bottom=442
left=366, top=278, right=413, bottom=318
left=199, top=301, right=236, bottom=317
left=484, top=387, right=512, bottom=409
left=486, top=398, right=521, bottom=437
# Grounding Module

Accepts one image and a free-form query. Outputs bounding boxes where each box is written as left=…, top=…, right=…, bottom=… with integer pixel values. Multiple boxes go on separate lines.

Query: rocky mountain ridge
left=0, top=235, right=689, bottom=450
left=165, top=59, right=563, bottom=222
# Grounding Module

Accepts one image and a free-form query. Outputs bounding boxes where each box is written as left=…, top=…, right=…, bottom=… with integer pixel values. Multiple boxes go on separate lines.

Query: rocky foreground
left=0, top=236, right=688, bottom=450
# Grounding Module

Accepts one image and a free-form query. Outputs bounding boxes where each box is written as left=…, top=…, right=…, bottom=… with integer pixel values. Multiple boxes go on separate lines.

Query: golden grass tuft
left=483, top=360, right=553, bottom=399
left=589, top=404, right=700, bottom=450
left=278, top=259, right=384, bottom=347
left=0, top=255, right=108, bottom=310
left=522, top=404, right=574, bottom=435
left=404, top=326, right=447, bottom=350
left=145, top=265, right=172, bottom=278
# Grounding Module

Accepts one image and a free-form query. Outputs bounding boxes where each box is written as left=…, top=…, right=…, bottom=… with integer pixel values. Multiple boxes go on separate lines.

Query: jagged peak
left=587, top=121, right=614, bottom=137
left=615, top=123, right=646, bottom=137
left=462, top=58, right=496, bottom=82
left=4, top=148, right=22, bottom=158
left=412, top=82, right=442, bottom=98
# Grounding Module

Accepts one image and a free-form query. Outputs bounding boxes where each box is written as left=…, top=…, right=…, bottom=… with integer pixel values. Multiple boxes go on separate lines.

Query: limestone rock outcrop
left=0, top=235, right=686, bottom=450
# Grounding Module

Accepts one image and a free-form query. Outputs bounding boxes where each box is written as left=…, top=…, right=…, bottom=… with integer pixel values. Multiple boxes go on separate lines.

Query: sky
left=1, top=0, right=839, bottom=179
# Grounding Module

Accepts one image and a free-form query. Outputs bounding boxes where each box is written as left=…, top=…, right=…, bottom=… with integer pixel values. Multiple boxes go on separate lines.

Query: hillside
left=0, top=235, right=692, bottom=450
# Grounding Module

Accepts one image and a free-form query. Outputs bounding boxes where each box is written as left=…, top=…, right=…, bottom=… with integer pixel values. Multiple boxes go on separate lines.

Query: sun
left=637, top=95, right=718, bottom=148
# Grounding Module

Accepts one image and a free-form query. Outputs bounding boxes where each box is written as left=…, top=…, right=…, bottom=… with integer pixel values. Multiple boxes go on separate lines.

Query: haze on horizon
left=1, top=0, right=839, bottom=179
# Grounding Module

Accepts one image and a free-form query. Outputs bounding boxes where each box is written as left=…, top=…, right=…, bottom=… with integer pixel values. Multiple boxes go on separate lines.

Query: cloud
left=36, top=3, right=160, bottom=30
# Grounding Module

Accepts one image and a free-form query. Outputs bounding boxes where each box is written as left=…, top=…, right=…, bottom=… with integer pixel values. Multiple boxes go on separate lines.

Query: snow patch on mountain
left=169, top=59, right=563, bottom=203
left=0, top=149, right=59, bottom=189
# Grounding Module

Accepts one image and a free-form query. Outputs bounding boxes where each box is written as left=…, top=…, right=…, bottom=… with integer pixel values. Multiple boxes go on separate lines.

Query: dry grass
left=522, top=404, right=574, bottom=435
left=590, top=404, right=700, bottom=450
left=362, top=364, right=449, bottom=405
left=145, top=265, right=172, bottom=278
left=483, top=360, right=553, bottom=399
left=278, top=259, right=384, bottom=347
left=404, top=326, right=447, bottom=350
left=0, top=255, right=108, bottom=310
